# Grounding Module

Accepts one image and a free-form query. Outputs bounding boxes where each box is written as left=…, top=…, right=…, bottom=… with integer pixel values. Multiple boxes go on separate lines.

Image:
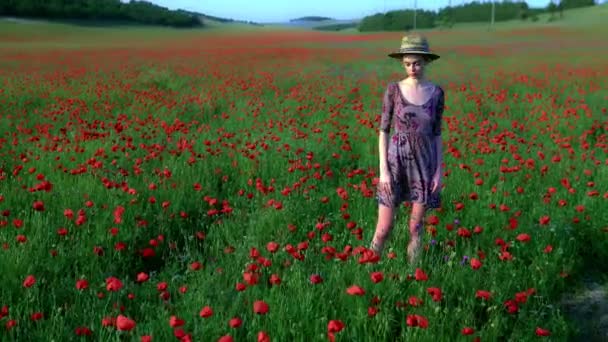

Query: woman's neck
left=402, top=76, right=428, bottom=87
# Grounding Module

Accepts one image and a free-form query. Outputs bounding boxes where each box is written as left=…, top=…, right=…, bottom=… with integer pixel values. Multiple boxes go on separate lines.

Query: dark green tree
left=559, top=0, right=596, bottom=10
left=359, top=9, right=435, bottom=32
left=0, top=0, right=203, bottom=27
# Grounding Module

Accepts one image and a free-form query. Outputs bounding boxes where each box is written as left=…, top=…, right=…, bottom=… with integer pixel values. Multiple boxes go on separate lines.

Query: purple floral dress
left=376, top=81, right=445, bottom=210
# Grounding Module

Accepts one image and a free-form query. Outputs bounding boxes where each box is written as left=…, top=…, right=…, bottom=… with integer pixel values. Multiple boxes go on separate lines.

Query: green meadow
left=0, top=4, right=607, bottom=341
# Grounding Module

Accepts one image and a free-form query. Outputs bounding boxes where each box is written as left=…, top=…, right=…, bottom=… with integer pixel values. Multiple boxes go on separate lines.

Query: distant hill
left=269, top=18, right=358, bottom=29
left=181, top=10, right=263, bottom=26
left=290, top=16, right=333, bottom=22
left=313, top=22, right=359, bottom=31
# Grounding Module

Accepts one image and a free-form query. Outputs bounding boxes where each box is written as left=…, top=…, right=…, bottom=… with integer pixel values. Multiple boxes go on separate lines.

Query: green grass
left=0, top=5, right=607, bottom=341
left=2, top=3, right=606, bottom=36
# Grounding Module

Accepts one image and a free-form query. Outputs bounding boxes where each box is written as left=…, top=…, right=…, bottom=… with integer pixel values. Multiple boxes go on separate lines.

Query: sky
left=143, top=0, right=554, bottom=23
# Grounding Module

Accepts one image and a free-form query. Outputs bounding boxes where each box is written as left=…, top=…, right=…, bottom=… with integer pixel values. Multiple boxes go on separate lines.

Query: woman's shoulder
left=424, top=80, right=443, bottom=91
left=434, top=82, right=445, bottom=92
left=386, top=81, right=398, bottom=90
left=427, top=82, right=445, bottom=98
left=383, top=81, right=398, bottom=95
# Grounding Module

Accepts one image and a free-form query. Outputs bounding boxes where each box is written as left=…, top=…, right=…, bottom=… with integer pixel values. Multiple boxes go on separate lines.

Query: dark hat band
left=398, top=47, right=430, bottom=53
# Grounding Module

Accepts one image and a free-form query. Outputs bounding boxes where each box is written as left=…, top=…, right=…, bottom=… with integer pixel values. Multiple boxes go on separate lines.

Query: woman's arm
left=378, top=83, right=394, bottom=201
left=379, top=131, right=390, bottom=177
left=432, top=87, right=445, bottom=182
left=379, top=83, right=394, bottom=178
left=434, top=135, right=442, bottom=178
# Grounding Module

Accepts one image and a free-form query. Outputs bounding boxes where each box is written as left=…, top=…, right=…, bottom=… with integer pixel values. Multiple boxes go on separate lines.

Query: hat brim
left=388, top=51, right=440, bottom=61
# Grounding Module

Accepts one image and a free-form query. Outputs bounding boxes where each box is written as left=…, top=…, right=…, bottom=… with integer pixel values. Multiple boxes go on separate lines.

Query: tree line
left=0, top=0, right=202, bottom=28
left=358, top=0, right=597, bottom=31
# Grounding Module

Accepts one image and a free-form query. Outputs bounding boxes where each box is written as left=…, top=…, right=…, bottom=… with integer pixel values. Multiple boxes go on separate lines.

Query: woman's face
left=402, top=55, right=426, bottom=79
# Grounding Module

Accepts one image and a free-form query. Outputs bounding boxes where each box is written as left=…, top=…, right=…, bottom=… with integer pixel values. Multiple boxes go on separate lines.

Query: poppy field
left=0, top=21, right=607, bottom=341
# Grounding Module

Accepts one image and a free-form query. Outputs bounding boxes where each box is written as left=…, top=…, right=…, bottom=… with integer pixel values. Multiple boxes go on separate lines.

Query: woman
left=369, top=33, right=445, bottom=264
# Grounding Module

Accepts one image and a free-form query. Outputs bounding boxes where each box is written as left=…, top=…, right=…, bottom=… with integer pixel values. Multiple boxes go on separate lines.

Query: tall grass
left=0, top=11, right=607, bottom=341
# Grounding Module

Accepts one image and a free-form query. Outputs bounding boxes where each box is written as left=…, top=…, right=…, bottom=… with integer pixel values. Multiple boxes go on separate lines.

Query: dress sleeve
left=432, top=86, right=445, bottom=137
left=379, top=83, right=394, bottom=133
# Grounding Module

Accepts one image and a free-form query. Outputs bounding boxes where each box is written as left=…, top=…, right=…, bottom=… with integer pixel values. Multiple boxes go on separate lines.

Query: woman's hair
left=402, top=54, right=432, bottom=64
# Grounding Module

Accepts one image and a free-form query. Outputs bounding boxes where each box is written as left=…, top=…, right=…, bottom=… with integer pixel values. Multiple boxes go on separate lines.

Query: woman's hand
left=431, top=173, right=442, bottom=194
left=378, top=170, right=392, bottom=198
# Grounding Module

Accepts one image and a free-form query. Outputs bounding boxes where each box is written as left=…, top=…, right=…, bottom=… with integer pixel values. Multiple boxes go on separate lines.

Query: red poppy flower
left=370, top=272, right=384, bottom=283
left=427, top=215, right=439, bottom=225
left=266, top=241, right=279, bottom=253
left=346, top=285, right=365, bottom=296
left=515, top=291, right=528, bottom=304
left=509, top=217, right=518, bottom=229
left=173, top=328, right=190, bottom=341
left=408, top=296, right=423, bottom=307
left=32, top=201, right=45, bottom=211
left=476, top=290, right=491, bottom=300
left=113, top=205, right=125, bottom=224
left=427, top=287, right=443, bottom=302
left=156, top=281, right=169, bottom=291
left=75, top=279, right=89, bottom=290
left=268, top=274, right=281, bottom=285
left=116, top=315, right=136, bottom=331
left=102, top=316, right=115, bottom=327
left=229, top=317, right=242, bottom=328
left=257, top=331, right=270, bottom=342
left=499, top=251, right=513, bottom=261
left=30, top=312, right=43, bottom=321
left=470, top=258, right=482, bottom=270
left=310, top=274, right=323, bottom=284
left=169, top=315, right=185, bottom=328
left=106, top=277, right=123, bottom=292
left=243, top=272, right=259, bottom=286
left=406, top=315, right=418, bottom=327
left=462, top=327, right=475, bottom=335
left=64, top=209, right=74, bottom=219
left=504, top=299, right=519, bottom=314
left=5, top=319, right=17, bottom=331
left=23, top=275, right=36, bottom=288
left=535, top=327, right=551, bottom=336
left=406, top=314, right=428, bottom=328
left=415, top=268, right=428, bottom=281
left=327, top=320, right=344, bottom=333
left=136, top=272, right=149, bottom=283
left=74, top=326, right=92, bottom=336
left=457, top=227, right=471, bottom=238
left=199, top=306, right=213, bottom=318
left=253, top=300, right=269, bottom=315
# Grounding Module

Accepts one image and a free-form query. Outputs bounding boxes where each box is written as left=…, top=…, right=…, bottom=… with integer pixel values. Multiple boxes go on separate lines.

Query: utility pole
left=413, top=0, right=417, bottom=30
left=490, top=1, right=495, bottom=28
left=448, top=0, right=452, bottom=25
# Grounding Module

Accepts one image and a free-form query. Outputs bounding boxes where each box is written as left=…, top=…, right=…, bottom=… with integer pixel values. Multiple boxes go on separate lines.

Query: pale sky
left=142, top=0, right=554, bottom=23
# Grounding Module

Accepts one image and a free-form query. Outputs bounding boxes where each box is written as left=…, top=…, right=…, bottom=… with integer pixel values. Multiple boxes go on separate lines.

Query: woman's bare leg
left=407, top=202, right=426, bottom=263
left=370, top=204, right=396, bottom=255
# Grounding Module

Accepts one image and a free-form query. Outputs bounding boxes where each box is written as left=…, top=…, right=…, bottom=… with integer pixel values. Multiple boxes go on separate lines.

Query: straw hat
left=388, top=34, right=440, bottom=61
